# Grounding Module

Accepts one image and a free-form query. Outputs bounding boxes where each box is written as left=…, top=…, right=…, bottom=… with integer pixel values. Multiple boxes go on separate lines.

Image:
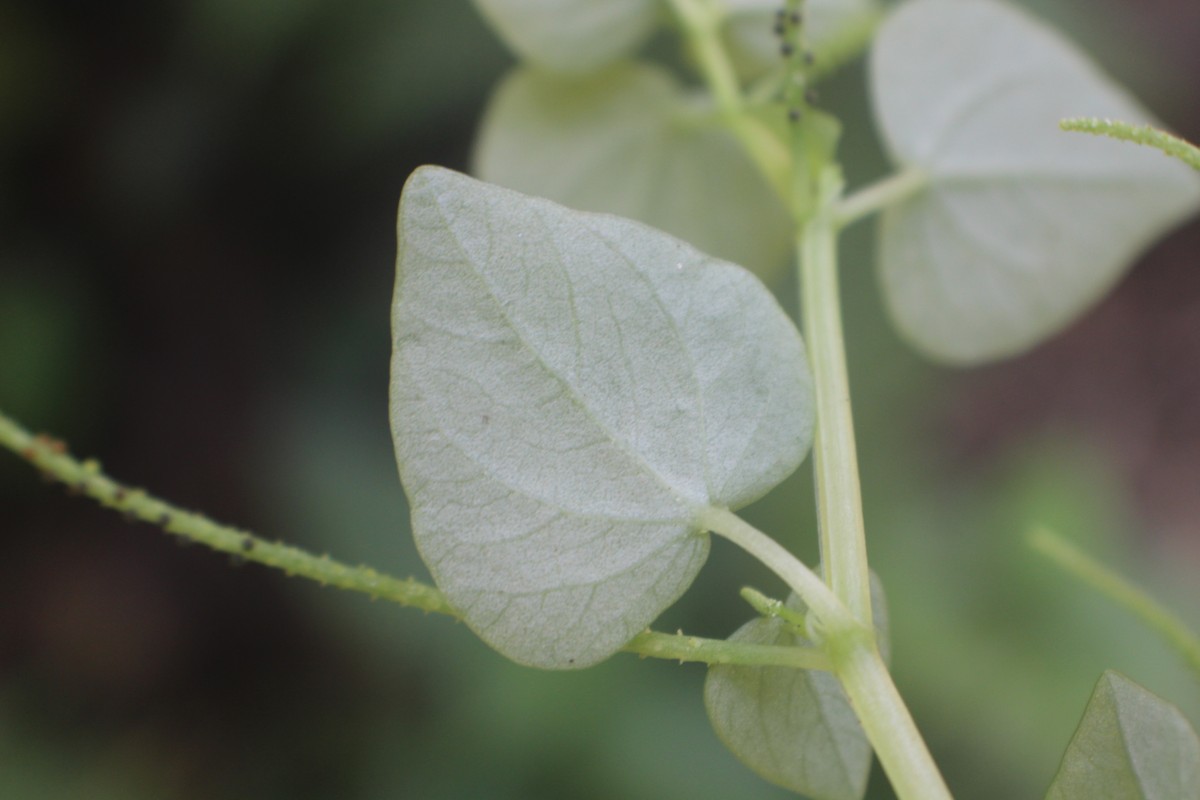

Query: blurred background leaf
left=1, top=1, right=1198, bottom=798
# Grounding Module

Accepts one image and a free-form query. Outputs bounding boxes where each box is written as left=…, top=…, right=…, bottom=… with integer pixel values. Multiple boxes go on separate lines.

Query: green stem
left=0, top=408, right=829, bottom=672
left=665, top=0, right=793, bottom=204
left=798, top=169, right=954, bottom=799
left=835, top=641, right=954, bottom=800
left=1061, top=117, right=1200, bottom=171
left=1029, top=527, right=1200, bottom=680
left=740, top=586, right=810, bottom=631
left=699, top=508, right=952, bottom=798
left=834, top=167, right=929, bottom=230
left=0, top=410, right=458, bottom=614
left=627, top=629, right=830, bottom=671
left=666, top=0, right=739, bottom=112
left=800, top=167, right=873, bottom=626
left=699, top=505, right=855, bottom=632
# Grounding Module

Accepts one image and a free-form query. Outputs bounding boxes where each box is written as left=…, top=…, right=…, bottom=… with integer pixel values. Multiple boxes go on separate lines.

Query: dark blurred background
left=1, top=1, right=1197, bottom=798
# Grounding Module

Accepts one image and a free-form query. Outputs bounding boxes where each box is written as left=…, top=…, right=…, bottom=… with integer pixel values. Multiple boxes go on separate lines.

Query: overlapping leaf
left=470, top=0, right=659, bottom=73
left=704, top=575, right=888, bottom=799
left=473, top=61, right=793, bottom=278
left=722, top=0, right=882, bottom=79
left=391, top=167, right=813, bottom=668
left=1046, top=671, right=1200, bottom=800
left=870, top=0, right=1200, bottom=364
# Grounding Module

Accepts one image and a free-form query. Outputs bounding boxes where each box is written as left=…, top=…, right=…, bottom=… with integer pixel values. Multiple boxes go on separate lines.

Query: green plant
left=4, top=0, right=1200, bottom=797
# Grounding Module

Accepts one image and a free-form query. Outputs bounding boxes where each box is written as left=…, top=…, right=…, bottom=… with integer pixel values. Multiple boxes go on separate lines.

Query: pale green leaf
left=391, top=166, right=813, bottom=669
left=870, top=0, right=1200, bottom=364
left=704, top=574, right=888, bottom=799
left=1046, top=671, right=1200, bottom=800
left=473, top=62, right=793, bottom=278
left=470, top=0, right=659, bottom=73
left=722, top=0, right=882, bottom=79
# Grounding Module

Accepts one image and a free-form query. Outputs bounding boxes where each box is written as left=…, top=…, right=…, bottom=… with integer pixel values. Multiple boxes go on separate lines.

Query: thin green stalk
left=0, top=409, right=457, bottom=614
left=665, top=0, right=740, bottom=112
left=740, top=586, right=810, bottom=630
left=797, top=168, right=954, bottom=799
left=699, top=505, right=952, bottom=798
left=1061, top=117, right=1200, bottom=171
left=699, top=505, right=855, bottom=632
left=799, top=167, right=873, bottom=626
left=835, top=641, right=954, bottom=800
left=1029, top=527, right=1200, bottom=680
left=834, top=167, right=930, bottom=230
left=665, top=0, right=793, bottom=204
left=627, top=629, right=830, bottom=671
left=0, top=408, right=829, bottom=671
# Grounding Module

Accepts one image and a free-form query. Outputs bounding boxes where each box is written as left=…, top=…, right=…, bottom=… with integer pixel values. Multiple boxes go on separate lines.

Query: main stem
left=799, top=168, right=953, bottom=800
left=800, top=168, right=872, bottom=625
left=835, top=643, right=954, bottom=800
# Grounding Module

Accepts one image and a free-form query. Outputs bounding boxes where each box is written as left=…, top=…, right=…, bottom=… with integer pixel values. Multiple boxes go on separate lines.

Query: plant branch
left=698, top=505, right=856, bottom=632
left=1061, top=117, right=1200, bottom=171
left=0, top=408, right=830, bottom=672
left=0, top=409, right=458, bottom=614
left=627, top=629, right=830, bottom=670
left=797, top=168, right=954, bottom=799
left=1029, top=527, right=1200, bottom=681
left=800, top=167, right=873, bottom=626
left=835, top=641, right=954, bottom=800
left=666, top=0, right=793, bottom=205
left=834, top=167, right=929, bottom=230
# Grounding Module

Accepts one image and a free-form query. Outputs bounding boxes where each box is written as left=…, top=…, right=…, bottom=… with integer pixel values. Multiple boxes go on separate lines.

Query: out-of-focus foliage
left=872, top=0, right=1200, bottom=365
left=1046, top=671, right=1200, bottom=800
left=2, top=0, right=1198, bottom=799
left=474, top=62, right=794, bottom=279
left=704, top=577, right=887, bottom=800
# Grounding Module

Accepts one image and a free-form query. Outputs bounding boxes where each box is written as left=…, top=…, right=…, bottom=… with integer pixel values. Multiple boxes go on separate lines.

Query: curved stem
left=665, top=0, right=793, bottom=205
left=627, top=630, right=830, bottom=670
left=699, top=505, right=856, bottom=632
left=834, top=167, right=929, bottom=230
left=0, top=410, right=458, bottom=614
left=1061, top=117, right=1200, bottom=171
left=0, top=408, right=829, bottom=672
left=701, top=506, right=952, bottom=799
left=1030, top=527, right=1200, bottom=680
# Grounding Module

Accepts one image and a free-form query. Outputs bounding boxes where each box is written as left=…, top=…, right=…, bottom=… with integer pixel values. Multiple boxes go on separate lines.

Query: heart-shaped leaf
left=473, top=61, right=793, bottom=278
left=391, top=167, right=814, bottom=668
left=704, top=574, right=888, bottom=800
left=470, top=0, right=659, bottom=74
left=870, top=0, right=1200, bottom=364
left=1046, top=671, right=1200, bottom=800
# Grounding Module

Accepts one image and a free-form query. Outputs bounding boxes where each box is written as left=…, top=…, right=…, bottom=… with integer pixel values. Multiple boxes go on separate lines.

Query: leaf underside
left=1046, top=671, right=1200, bottom=800
left=470, top=0, right=658, bottom=74
left=390, top=167, right=813, bottom=668
left=704, top=574, right=889, bottom=800
left=870, top=0, right=1200, bottom=364
left=473, top=61, right=793, bottom=278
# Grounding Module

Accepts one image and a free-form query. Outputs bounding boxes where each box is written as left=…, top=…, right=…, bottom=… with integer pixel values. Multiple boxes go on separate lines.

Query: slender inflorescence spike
left=0, top=408, right=833, bottom=671
left=777, top=0, right=813, bottom=123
